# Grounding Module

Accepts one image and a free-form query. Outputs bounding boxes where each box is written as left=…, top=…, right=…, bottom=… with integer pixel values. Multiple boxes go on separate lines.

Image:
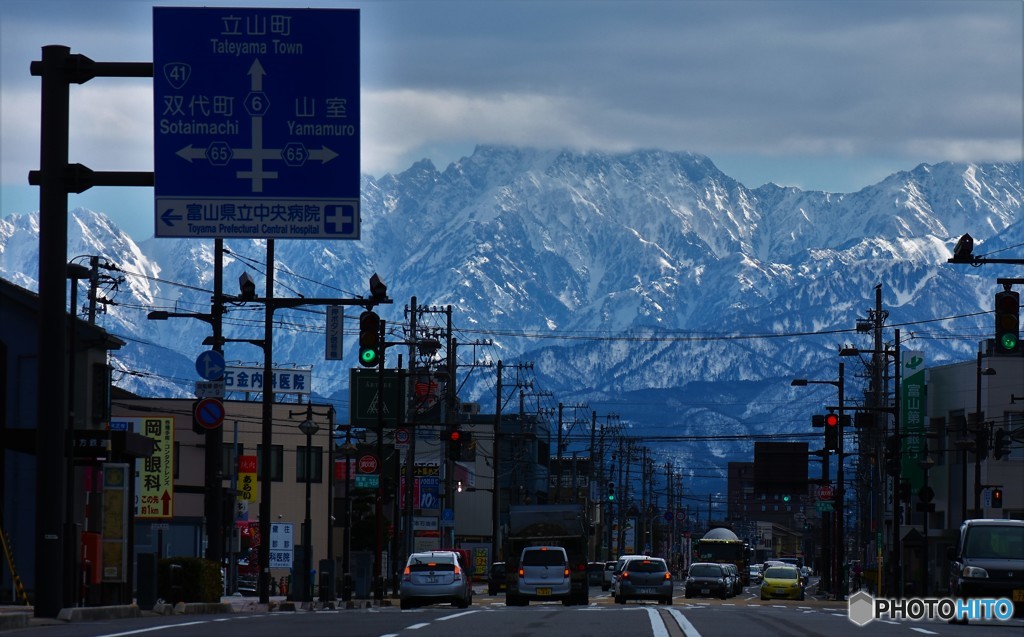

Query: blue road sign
left=195, top=398, right=226, bottom=430
left=153, top=7, right=360, bottom=239
left=195, top=350, right=226, bottom=381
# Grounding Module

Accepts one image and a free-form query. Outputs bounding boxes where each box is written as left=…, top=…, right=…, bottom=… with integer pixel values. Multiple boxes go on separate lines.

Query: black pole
left=889, top=329, right=902, bottom=597
left=836, top=362, right=845, bottom=600
left=205, top=239, right=224, bottom=567
left=34, top=44, right=72, bottom=619
left=374, top=319, right=385, bottom=603
left=258, top=240, right=275, bottom=604
left=492, top=361, right=503, bottom=562
left=304, top=417, right=313, bottom=603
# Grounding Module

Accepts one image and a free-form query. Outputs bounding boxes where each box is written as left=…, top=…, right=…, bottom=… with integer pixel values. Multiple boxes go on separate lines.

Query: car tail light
left=664, top=572, right=672, bottom=580
left=564, top=568, right=570, bottom=577
left=620, top=572, right=629, bottom=579
left=519, top=568, right=525, bottom=577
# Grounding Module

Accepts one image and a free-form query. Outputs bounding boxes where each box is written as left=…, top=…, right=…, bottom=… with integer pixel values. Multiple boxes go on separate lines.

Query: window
left=256, top=444, right=284, bottom=482
left=297, top=445, right=323, bottom=483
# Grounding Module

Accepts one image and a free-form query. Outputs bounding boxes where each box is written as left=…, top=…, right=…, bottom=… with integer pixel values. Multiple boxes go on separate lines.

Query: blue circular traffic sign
left=194, top=398, right=225, bottom=430
left=195, top=350, right=225, bottom=381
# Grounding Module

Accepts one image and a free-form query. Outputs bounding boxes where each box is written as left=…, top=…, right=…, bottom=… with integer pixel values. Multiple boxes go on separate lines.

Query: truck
left=503, top=504, right=591, bottom=606
left=695, top=527, right=751, bottom=586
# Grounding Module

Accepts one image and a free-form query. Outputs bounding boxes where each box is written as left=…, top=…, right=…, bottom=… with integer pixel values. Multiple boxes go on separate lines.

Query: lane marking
left=645, top=607, right=670, bottom=637
left=667, top=607, right=705, bottom=637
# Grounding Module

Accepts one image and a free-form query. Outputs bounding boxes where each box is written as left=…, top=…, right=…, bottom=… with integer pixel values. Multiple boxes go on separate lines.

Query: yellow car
left=760, top=565, right=804, bottom=601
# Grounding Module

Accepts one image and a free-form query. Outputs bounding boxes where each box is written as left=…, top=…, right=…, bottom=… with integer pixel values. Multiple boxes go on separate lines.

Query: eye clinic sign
left=153, top=7, right=360, bottom=239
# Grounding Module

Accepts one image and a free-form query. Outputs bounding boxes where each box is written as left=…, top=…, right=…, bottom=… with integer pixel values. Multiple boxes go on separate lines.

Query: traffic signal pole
left=31, top=46, right=152, bottom=617
left=835, top=362, right=845, bottom=599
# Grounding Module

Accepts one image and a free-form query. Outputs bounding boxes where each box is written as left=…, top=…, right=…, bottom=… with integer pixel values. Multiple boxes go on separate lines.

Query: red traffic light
left=825, top=413, right=839, bottom=427
left=440, top=428, right=468, bottom=442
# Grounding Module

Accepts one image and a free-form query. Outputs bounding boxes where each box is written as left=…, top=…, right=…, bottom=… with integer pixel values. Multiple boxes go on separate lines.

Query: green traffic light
left=1000, top=333, right=1018, bottom=351
left=360, top=348, right=378, bottom=365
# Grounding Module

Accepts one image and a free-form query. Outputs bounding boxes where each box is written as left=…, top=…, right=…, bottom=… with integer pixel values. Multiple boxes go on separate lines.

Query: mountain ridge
left=3, top=146, right=1022, bottom=487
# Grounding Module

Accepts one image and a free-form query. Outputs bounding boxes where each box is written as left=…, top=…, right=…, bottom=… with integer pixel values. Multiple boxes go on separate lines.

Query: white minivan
left=510, top=546, right=571, bottom=605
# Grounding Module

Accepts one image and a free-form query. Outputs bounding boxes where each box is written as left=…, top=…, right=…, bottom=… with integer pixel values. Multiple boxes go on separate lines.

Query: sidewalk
left=0, top=594, right=359, bottom=632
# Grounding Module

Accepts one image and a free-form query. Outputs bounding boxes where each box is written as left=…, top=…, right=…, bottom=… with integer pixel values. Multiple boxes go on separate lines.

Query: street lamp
left=147, top=299, right=227, bottom=571
left=294, top=404, right=320, bottom=604
left=791, top=362, right=845, bottom=600
left=65, top=262, right=90, bottom=608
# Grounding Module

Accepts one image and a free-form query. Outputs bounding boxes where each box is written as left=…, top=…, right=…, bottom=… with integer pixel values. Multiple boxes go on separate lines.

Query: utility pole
left=493, top=361, right=503, bottom=561
left=31, top=45, right=152, bottom=617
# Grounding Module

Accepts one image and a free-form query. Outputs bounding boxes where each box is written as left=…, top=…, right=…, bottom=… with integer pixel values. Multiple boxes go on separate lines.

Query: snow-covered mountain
left=2, top=146, right=1022, bottom=488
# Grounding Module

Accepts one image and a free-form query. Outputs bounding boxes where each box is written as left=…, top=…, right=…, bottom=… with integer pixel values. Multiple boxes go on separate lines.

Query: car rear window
left=407, top=555, right=456, bottom=572
left=626, top=559, right=667, bottom=574
left=764, top=566, right=798, bottom=579
left=689, top=564, right=722, bottom=577
left=522, top=549, right=566, bottom=566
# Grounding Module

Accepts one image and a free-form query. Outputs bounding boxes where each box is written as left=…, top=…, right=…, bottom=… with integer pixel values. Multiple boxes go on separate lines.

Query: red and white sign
left=358, top=454, right=379, bottom=474
left=817, top=485, right=835, bottom=500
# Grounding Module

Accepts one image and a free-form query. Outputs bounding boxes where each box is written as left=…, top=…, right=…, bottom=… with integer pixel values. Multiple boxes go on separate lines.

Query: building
left=1, top=277, right=130, bottom=605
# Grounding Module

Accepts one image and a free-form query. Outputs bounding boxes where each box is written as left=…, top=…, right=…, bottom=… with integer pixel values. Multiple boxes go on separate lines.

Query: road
left=4, top=583, right=1021, bottom=637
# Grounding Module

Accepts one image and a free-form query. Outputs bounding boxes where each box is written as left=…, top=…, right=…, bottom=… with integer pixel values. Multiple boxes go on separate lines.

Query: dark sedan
left=683, top=562, right=730, bottom=599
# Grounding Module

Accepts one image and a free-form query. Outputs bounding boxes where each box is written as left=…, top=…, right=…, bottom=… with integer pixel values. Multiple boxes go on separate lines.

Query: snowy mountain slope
left=3, top=147, right=1021, bottom=486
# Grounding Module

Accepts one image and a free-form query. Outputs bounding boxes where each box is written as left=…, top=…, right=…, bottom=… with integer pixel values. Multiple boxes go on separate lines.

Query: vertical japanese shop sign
left=901, top=351, right=926, bottom=491
left=102, top=463, right=129, bottom=582
left=238, top=454, right=259, bottom=504
left=137, top=417, right=175, bottom=518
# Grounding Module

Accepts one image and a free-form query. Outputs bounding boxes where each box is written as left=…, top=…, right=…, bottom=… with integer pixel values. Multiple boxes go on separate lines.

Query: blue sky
left=2, top=0, right=1021, bottom=240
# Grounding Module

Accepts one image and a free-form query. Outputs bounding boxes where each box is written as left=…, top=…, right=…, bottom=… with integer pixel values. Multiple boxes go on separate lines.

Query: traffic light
left=993, top=428, right=1010, bottom=460
left=994, top=289, right=1020, bottom=355
left=824, top=412, right=839, bottom=451
left=358, top=310, right=382, bottom=367
left=440, top=427, right=471, bottom=461
left=992, top=488, right=1003, bottom=509
left=854, top=412, right=875, bottom=428
left=885, top=435, right=900, bottom=477
left=974, top=427, right=989, bottom=460
left=606, top=481, right=616, bottom=502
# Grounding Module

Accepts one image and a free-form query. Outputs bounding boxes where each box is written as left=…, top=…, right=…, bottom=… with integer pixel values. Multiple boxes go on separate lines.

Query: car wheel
left=488, top=587, right=496, bottom=596
left=760, top=593, right=768, bottom=600
left=665, top=596, right=673, bottom=605
left=614, top=594, right=625, bottom=604
left=400, top=599, right=412, bottom=610
left=601, top=584, right=609, bottom=591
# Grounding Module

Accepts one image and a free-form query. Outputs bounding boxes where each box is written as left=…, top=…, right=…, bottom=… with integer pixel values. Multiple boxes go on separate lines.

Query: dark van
left=948, top=518, right=1024, bottom=621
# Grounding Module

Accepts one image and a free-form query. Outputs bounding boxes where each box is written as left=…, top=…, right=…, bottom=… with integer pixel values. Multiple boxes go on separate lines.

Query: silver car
left=613, top=557, right=674, bottom=605
left=514, top=546, right=571, bottom=604
left=400, top=551, right=472, bottom=609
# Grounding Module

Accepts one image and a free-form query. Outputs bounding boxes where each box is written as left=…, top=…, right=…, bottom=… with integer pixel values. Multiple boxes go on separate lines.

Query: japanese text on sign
left=137, top=417, right=174, bottom=518
left=224, top=366, right=311, bottom=395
